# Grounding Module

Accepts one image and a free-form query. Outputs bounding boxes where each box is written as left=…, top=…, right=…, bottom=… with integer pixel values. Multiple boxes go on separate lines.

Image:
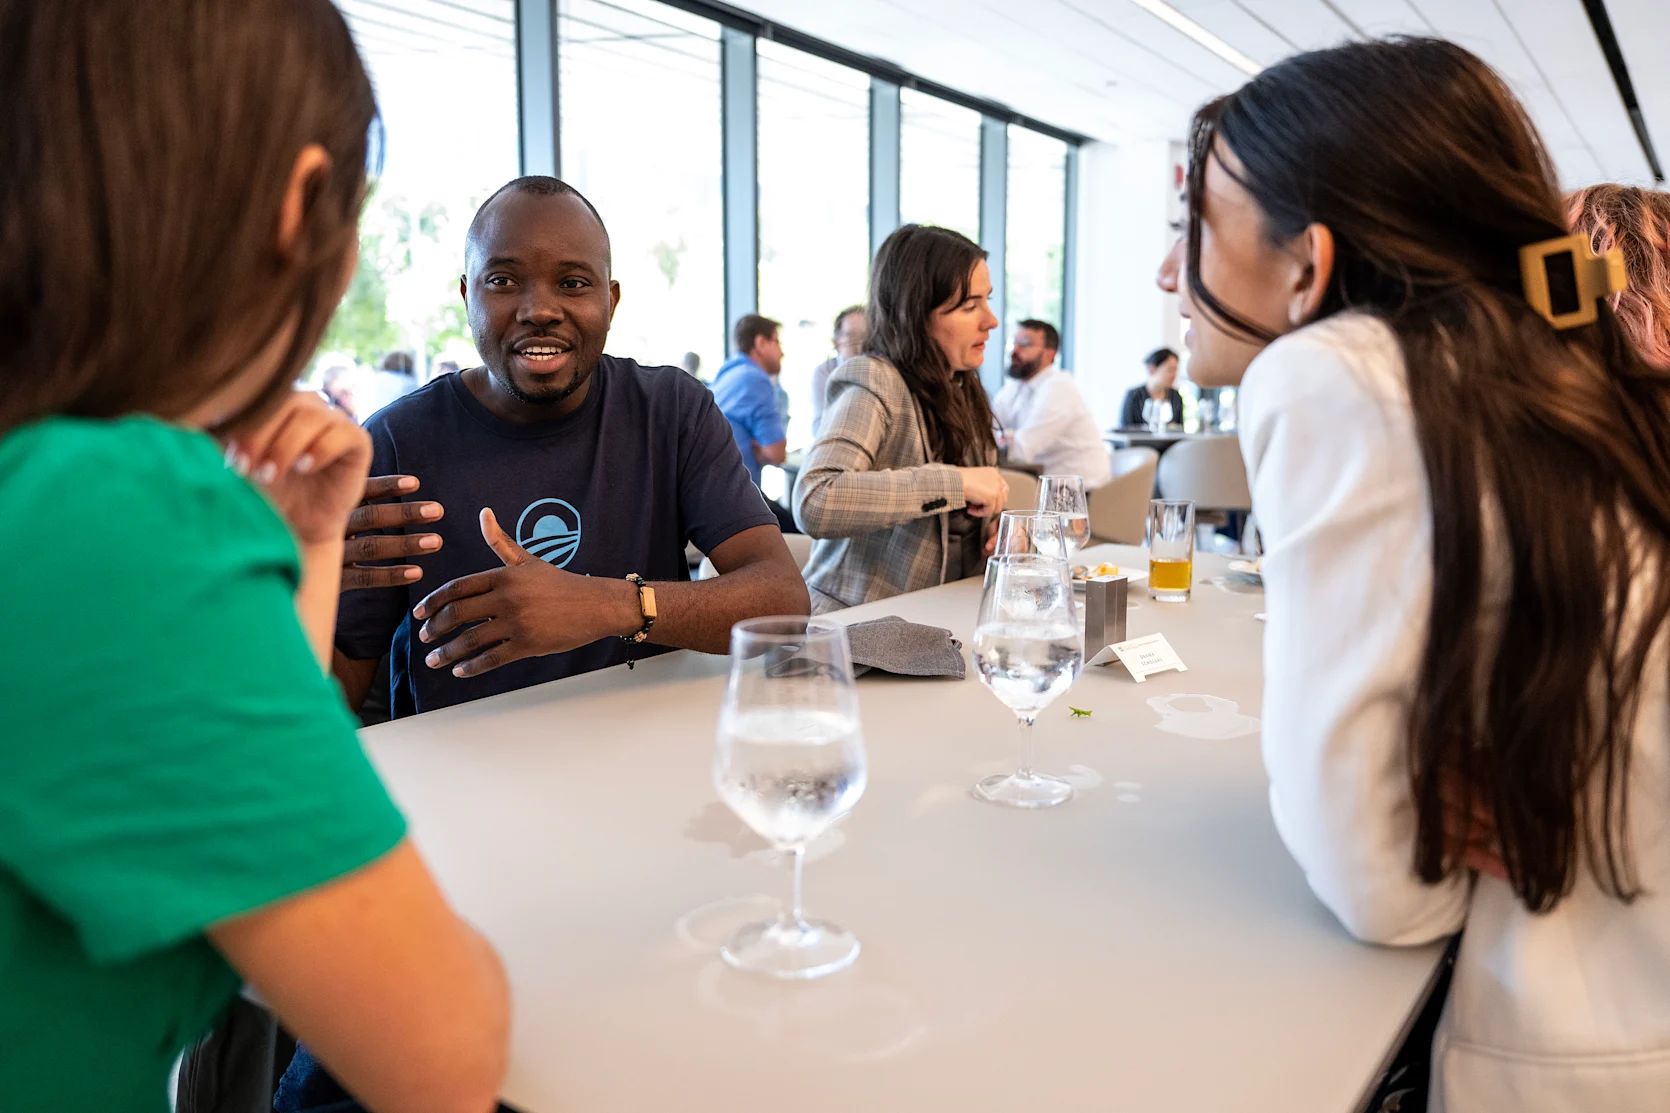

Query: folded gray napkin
left=844, top=615, right=966, bottom=679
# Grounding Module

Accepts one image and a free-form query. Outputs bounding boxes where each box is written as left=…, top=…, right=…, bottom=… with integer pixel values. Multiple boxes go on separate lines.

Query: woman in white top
left=1159, top=38, right=1670, bottom=1111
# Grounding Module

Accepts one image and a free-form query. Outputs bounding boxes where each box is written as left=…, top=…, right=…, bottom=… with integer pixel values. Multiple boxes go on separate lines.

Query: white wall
left=1068, top=138, right=1184, bottom=428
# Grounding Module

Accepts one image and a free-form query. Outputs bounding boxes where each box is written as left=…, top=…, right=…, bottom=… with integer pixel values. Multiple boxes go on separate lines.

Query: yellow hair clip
left=1519, top=233, right=1628, bottom=330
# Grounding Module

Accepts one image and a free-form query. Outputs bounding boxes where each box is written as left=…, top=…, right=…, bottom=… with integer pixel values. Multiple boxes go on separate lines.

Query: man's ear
left=458, top=274, right=468, bottom=308
left=1287, top=222, right=1335, bottom=327
left=608, top=279, right=622, bottom=324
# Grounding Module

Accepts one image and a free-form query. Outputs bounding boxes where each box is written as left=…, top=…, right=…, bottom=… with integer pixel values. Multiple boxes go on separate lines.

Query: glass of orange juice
left=1146, top=499, right=1195, bottom=602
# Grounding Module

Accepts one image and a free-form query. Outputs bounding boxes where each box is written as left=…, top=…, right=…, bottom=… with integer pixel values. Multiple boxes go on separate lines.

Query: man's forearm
left=643, top=559, right=810, bottom=654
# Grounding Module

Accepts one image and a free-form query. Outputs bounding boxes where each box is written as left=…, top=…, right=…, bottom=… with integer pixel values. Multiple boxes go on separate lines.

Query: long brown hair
left=865, top=225, right=997, bottom=466
left=1569, top=184, right=1670, bottom=370
left=1187, top=38, right=1670, bottom=912
left=0, top=0, right=377, bottom=437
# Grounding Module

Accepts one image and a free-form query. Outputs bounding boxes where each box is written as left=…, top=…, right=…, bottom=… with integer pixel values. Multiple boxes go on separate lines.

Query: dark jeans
left=278, top=1044, right=522, bottom=1113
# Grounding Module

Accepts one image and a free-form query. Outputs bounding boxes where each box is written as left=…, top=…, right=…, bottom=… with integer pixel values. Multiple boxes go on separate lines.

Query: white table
left=362, top=545, right=1445, bottom=1113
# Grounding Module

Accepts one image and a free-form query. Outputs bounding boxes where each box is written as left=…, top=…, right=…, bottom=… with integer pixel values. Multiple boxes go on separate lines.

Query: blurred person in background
left=992, top=318, right=1111, bottom=487
left=678, top=350, right=701, bottom=379
left=712, top=313, right=797, bottom=533
left=1161, top=37, right=1670, bottom=1112
left=810, top=304, right=866, bottom=435
left=1119, top=346, right=1186, bottom=429
left=1569, top=184, right=1670, bottom=368
left=320, top=359, right=359, bottom=421
left=795, top=225, right=1010, bottom=612
left=0, top=1, right=510, bottom=1110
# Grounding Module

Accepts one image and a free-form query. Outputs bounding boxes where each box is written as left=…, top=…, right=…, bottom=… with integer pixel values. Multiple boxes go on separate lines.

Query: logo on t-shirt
left=516, top=498, right=582, bottom=568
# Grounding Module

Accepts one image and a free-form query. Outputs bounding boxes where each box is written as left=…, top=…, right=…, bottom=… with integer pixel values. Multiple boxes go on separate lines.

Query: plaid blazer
left=792, top=355, right=993, bottom=613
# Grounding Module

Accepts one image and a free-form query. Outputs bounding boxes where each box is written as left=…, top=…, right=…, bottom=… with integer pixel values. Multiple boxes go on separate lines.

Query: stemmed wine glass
left=714, top=617, right=868, bottom=979
left=970, top=554, right=1083, bottom=808
left=1038, top=475, right=1091, bottom=562
left=993, top=510, right=1070, bottom=562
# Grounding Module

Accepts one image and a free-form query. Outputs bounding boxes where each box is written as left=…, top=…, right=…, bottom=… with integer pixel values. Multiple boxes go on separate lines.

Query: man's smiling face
left=463, top=188, right=619, bottom=409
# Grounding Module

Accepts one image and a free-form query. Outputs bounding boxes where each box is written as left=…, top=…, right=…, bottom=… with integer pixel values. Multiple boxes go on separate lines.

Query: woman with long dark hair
left=794, top=224, right=1011, bottom=612
left=1159, top=38, right=1670, bottom=1109
left=0, top=1, right=507, bottom=1109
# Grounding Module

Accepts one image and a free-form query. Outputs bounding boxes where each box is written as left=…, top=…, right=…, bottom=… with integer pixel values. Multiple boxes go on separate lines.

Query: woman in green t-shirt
left=0, top=2, right=510, bottom=1111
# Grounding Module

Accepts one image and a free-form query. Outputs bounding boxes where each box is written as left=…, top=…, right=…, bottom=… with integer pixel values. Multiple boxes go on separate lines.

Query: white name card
left=1111, top=633, right=1188, bottom=683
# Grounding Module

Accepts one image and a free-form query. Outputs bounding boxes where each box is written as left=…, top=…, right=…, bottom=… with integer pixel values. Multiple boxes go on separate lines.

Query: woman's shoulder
left=1243, top=311, right=1407, bottom=415
left=0, top=415, right=292, bottom=567
left=829, top=354, right=909, bottom=401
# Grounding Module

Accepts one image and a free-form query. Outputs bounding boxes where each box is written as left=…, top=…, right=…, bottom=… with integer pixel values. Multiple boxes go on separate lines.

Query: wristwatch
left=622, top=573, right=656, bottom=644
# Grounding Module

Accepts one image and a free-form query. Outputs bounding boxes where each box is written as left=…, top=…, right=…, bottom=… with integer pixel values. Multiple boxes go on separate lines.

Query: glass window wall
left=899, top=89, right=981, bottom=243
left=559, top=0, right=725, bottom=377
left=1005, top=126, right=1068, bottom=368
left=756, top=41, right=871, bottom=452
left=323, top=0, right=520, bottom=420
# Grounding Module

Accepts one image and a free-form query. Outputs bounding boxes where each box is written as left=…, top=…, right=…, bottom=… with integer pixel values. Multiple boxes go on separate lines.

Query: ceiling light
left=1126, top=0, right=1263, bottom=76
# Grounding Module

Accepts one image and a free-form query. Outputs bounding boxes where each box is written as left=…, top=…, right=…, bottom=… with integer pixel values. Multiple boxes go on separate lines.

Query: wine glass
left=713, top=617, right=868, bottom=979
left=1038, top=475, right=1091, bottom=560
left=1141, top=396, right=1157, bottom=432
left=993, top=510, right=1070, bottom=562
left=971, top=555, right=1083, bottom=808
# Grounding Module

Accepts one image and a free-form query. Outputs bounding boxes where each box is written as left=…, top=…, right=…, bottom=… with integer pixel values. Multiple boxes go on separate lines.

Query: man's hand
left=412, top=508, right=640, bottom=678
left=343, top=476, right=446, bottom=590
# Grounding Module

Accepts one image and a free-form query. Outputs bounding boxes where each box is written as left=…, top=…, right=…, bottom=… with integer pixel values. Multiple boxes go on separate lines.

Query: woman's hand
left=225, top=391, right=373, bottom=546
left=956, top=466, right=1010, bottom=518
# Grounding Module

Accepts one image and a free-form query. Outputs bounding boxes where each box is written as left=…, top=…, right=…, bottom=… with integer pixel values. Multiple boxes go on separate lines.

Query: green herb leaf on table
left=1069, top=706, right=1092, bottom=718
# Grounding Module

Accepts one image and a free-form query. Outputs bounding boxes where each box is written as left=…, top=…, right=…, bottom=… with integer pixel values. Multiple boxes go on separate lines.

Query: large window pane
left=899, top=89, right=980, bottom=243
left=560, top=0, right=724, bottom=376
left=1005, top=126, right=1068, bottom=362
left=757, top=42, right=870, bottom=452
left=323, top=0, right=519, bottom=418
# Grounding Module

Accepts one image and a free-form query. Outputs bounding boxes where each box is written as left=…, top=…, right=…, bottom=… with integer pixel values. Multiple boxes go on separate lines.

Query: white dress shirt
left=1242, top=311, right=1670, bottom=1112
left=991, top=367, right=1112, bottom=487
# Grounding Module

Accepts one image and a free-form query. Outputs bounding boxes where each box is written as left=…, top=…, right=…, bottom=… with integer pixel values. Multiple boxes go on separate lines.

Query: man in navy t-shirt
left=332, top=177, right=808, bottom=719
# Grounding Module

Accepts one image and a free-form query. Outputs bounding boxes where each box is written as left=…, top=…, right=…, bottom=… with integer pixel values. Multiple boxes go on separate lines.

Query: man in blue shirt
left=331, top=177, right=808, bottom=720
left=712, top=314, right=797, bottom=532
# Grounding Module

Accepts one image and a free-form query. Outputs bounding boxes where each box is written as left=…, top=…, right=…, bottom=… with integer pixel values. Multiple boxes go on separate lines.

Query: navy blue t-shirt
left=334, top=356, right=778, bottom=717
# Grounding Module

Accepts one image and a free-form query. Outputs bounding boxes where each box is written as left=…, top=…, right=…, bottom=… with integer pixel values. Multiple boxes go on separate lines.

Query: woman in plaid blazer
left=793, top=225, right=1012, bottom=613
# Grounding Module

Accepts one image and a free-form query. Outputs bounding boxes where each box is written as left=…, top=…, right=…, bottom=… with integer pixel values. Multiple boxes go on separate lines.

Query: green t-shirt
left=0, top=416, right=407, bottom=1111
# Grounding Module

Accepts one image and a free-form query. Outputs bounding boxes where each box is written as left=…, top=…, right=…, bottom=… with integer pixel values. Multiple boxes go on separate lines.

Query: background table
left=363, top=545, right=1445, bottom=1113
left=1105, top=429, right=1236, bottom=455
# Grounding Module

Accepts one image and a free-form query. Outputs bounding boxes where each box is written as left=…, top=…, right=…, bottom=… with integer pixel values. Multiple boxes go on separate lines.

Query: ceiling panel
left=735, top=0, right=1659, bottom=185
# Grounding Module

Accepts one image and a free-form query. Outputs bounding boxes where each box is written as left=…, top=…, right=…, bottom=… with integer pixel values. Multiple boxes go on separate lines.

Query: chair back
left=1087, top=447, right=1159, bottom=544
left=1155, top=436, right=1250, bottom=511
left=998, top=468, right=1040, bottom=513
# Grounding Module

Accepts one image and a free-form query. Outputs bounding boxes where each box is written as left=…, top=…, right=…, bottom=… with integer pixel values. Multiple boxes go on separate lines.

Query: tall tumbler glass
left=1146, top=499, right=1196, bottom=603
left=714, top=617, right=868, bottom=979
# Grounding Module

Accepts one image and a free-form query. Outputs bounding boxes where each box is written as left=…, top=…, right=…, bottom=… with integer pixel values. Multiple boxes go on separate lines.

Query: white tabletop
left=363, top=545, right=1444, bottom=1113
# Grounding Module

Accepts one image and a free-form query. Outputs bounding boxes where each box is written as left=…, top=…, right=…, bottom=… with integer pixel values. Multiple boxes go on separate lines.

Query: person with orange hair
left=1569, top=183, right=1670, bottom=368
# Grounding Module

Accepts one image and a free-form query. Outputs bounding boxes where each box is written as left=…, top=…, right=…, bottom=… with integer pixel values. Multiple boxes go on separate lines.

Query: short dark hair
left=833, top=304, right=865, bottom=337
left=1144, top=347, right=1179, bottom=370
left=733, top=314, right=780, bottom=355
left=466, top=175, right=611, bottom=271
left=1017, top=319, right=1060, bottom=351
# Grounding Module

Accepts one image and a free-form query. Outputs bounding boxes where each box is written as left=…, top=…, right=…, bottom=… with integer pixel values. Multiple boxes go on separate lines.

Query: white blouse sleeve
left=1240, top=316, right=1470, bottom=946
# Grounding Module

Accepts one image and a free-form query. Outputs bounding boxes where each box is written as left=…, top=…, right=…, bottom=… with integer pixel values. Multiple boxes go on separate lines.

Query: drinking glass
left=1147, top=499, right=1196, bottom=602
left=993, top=510, right=1070, bottom=563
left=1141, top=396, right=1157, bottom=431
left=971, top=555, right=1082, bottom=808
left=1038, top=475, right=1091, bottom=560
left=714, top=617, right=868, bottom=979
